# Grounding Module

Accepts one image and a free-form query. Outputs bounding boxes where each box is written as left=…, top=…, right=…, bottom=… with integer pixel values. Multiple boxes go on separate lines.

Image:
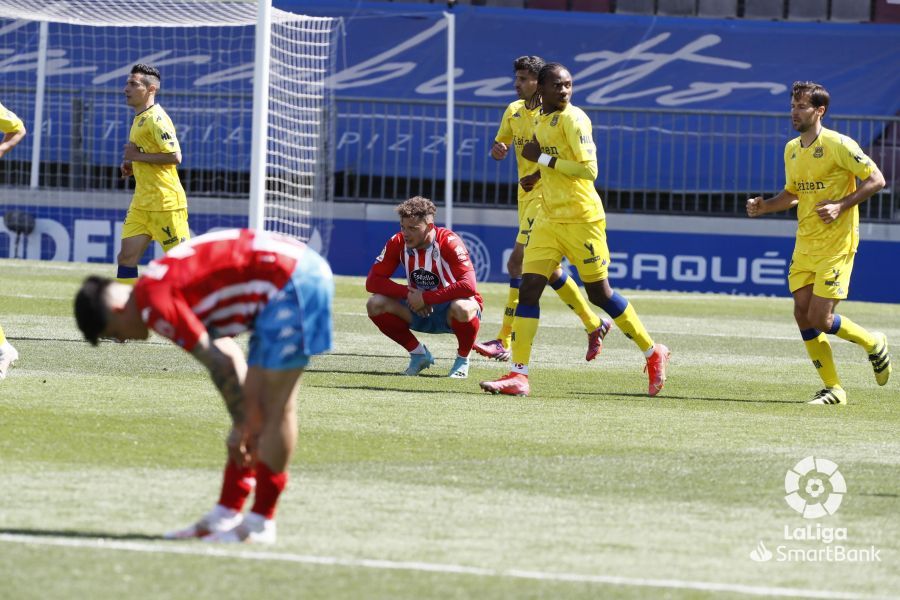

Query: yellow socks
left=510, top=304, right=540, bottom=367
left=828, top=314, right=876, bottom=351
left=551, top=274, right=602, bottom=333
left=497, top=279, right=520, bottom=348
left=802, top=330, right=841, bottom=388
left=613, top=303, right=654, bottom=353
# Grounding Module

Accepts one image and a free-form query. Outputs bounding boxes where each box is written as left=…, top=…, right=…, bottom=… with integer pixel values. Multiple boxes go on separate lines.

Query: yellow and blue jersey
left=129, top=104, right=186, bottom=211
left=496, top=99, right=543, bottom=211
left=533, top=104, right=604, bottom=223
left=784, top=127, right=875, bottom=256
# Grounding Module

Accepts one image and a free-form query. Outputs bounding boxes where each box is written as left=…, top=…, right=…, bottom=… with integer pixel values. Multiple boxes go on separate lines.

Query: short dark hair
left=513, top=56, right=545, bottom=77
left=538, top=62, right=567, bottom=86
left=74, top=275, right=113, bottom=346
left=396, top=196, right=436, bottom=222
left=131, top=63, right=161, bottom=88
left=792, top=81, right=830, bottom=115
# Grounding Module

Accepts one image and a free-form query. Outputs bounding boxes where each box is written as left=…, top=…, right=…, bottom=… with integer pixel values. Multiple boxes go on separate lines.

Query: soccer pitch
left=1, top=259, right=897, bottom=600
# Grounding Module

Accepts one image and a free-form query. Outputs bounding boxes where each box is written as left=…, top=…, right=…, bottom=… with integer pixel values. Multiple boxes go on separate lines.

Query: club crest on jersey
left=411, top=268, right=439, bottom=291
left=550, top=115, right=559, bottom=127
left=813, top=146, right=824, bottom=158
left=138, top=118, right=146, bottom=127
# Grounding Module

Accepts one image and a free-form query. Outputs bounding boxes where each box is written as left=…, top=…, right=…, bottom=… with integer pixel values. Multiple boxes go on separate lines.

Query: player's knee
left=518, top=276, right=546, bottom=305
left=808, top=311, right=832, bottom=332
left=585, top=281, right=613, bottom=306
left=366, top=295, right=387, bottom=316
left=116, top=249, right=137, bottom=266
left=448, top=301, right=475, bottom=322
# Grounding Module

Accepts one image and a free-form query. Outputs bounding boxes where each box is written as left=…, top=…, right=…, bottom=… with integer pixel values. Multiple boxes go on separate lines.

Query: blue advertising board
left=4, top=203, right=897, bottom=303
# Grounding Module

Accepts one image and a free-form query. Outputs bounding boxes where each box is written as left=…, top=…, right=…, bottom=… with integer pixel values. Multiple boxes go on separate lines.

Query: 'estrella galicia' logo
left=410, top=269, right=439, bottom=290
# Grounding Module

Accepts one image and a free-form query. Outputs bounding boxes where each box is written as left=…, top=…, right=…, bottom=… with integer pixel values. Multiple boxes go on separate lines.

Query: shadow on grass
left=0, top=527, right=166, bottom=541
left=571, top=390, right=798, bottom=404
left=317, top=383, right=486, bottom=396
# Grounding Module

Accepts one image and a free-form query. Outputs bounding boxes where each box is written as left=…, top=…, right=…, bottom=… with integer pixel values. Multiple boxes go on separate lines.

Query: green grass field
left=1, top=258, right=897, bottom=599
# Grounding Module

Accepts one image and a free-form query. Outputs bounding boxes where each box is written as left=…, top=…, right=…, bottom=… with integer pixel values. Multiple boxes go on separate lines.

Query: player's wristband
left=537, top=153, right=553, bottom=167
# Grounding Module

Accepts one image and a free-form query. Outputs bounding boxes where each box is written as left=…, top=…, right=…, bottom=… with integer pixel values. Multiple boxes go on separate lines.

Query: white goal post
left=0, top=0, right=340, bottom=261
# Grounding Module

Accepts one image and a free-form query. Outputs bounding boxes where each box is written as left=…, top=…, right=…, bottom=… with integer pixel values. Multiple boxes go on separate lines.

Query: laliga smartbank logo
left=749, top=456, right=881, bottom=563
left=784, top=455, right=845, bottom=519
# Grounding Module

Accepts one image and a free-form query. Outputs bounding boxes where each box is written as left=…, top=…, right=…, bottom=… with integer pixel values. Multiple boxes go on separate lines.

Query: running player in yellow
left=0, top=100, right=27, bottom=379
left=474, top=56, right=610, bottom=363
left=480, top=63, right=670, bottom=397
left=747, top=81, right=890, bottom=405
left=117, top=64, right=190, bottom=285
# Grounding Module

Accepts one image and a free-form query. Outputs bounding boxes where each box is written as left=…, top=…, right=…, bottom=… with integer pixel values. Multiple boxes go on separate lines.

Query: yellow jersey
left=784, top=127, right=875, bottom=256
left=533, top=103, right=604, bottom=223
left=495, top=99, right=543, bottom=211
left=129, top=104, right=186, bottom=211
left=0, top=101, right=24, bottom=134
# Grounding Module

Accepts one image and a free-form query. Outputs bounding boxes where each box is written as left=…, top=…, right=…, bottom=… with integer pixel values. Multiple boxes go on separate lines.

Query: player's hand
left=815, top=200, right=842, bottom=224
left=225, top=425, right=254, bottom=468
left=490, top=142, right=509, bottom=161
left=746, top=196, right=764, bottom=218
left=123, top=142, right=140, bottom=162
left=520, top=171, right=540, bottom=192
left=521, top=136, right=541, bottom=162
left=120, top=160, right=133, bottom=178
left=407, top=288, right=427, bottom=312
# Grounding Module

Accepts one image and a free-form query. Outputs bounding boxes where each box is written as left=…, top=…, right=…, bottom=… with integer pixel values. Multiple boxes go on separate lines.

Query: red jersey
left=366, top=226, right=483, bottom=307
left=134, top=228, right=309, bottom=351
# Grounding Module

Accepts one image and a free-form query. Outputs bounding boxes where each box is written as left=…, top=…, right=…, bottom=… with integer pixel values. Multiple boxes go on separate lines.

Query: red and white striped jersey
left=134, top=228, right=308, bottom=351
left=366, top=227, right=483, bottom=307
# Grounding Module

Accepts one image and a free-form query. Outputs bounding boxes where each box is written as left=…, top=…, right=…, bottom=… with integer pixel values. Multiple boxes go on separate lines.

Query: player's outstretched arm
left=746, top=190, right=798, bottom=218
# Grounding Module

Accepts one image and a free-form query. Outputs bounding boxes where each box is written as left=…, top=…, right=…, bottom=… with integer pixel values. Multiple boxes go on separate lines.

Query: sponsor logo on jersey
left=411, top=268, right=439, bottom=290
left=375, top=245, right=387, bottom=262
left=795, top=180, right=826, bottom=192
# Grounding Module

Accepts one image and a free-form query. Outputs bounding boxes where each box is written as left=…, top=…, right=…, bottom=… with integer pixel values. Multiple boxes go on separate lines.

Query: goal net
left=0, top=0, right=339, bottom=262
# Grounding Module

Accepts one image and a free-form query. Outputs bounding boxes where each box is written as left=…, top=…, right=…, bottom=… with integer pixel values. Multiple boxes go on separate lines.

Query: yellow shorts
left=788, top=251, right=855, bottom=299
left=523, top=218, right=610, bottom=283
left=122, top=207, right=191, bottom=252
left=515, top=199, right=542, bottom=246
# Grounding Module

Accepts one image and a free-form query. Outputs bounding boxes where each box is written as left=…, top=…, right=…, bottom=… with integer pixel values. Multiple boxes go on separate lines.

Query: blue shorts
left=408, top=301, right=454, bottom=334
left=248, top=248, right=334, bottom=370
left=407, top=301, right=481, bottom=335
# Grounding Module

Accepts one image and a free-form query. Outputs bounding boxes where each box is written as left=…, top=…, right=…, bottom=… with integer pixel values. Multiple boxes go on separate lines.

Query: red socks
left=217, top=460, right=256, bottom=511
left=370, top=312, right=419, bottom=352
left=450, top=315, right=480, bottom=357
left=250, top=461, right=288, bottom=520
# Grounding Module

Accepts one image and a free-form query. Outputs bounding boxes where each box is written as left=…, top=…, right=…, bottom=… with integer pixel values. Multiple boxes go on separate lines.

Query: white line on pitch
left=0, top=534, right=883, bottom=600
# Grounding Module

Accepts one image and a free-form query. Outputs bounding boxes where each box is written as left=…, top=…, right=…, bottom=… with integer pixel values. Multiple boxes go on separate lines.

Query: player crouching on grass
left=74, top=228, right=333, bottom=543
left=366, top=196, right=483, bottom=379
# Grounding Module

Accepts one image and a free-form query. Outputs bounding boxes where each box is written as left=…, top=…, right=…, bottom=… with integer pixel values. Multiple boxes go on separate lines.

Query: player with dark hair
left=74, top=228, right=333, bottom=542
left=0, top=100, right=27, bottom=379
left=117, top=63, right=190, bottom=285
left=747, top=81, right=890, bottom=405
left=474, top=55, right=610, bottom=364
left=480, top=63, right=670, bottom=397
left=366, top=196, right=483, bottom=378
